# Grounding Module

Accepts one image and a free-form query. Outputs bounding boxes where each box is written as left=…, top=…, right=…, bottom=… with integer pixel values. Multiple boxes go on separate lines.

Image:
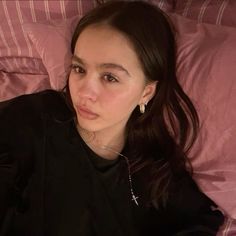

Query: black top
left=0, top=90, right=224, bottom=236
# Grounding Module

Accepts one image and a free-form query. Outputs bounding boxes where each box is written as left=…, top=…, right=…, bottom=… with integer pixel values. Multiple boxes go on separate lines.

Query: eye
left=71, top=64, right=85, bottom=74
left=103, top=73, right=118, bottom=83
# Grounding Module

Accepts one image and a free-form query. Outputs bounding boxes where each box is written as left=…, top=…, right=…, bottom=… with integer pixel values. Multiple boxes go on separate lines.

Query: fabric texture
left=0, top=0, right=96, bottom=60
left=23, top=16, right=79, bottom=90
left=0, top=71, right=50, bottom=101
left=174, top=0, right=236, bottom=27
left=170, top=13, right=236, bottom=220
left=0, top=0, right=97, bottom=101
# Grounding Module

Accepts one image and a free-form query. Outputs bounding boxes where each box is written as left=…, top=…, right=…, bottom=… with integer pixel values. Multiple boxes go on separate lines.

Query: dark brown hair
left=68, top=0, right=199, bottom=207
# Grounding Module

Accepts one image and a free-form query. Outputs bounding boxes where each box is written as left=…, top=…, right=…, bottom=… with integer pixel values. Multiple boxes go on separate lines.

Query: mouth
left=76, top=106, right=99, bottom=120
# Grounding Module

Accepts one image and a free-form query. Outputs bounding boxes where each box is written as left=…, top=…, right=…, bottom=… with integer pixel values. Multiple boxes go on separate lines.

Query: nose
left=77, top=74, right=99, bottom=102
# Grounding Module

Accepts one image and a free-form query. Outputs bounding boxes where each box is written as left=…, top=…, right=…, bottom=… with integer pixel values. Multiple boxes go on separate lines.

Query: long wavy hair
left=66, top=1, right=199, bottom=207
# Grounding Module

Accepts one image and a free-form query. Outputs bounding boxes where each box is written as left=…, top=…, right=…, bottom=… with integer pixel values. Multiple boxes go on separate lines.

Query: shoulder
left=0, top=89, right=73, bottom=123
left=160, top=172, right=224, bottom=234
left=133, top=170, right=224, bottom=235
left=165, top=172, right=215, bottom=215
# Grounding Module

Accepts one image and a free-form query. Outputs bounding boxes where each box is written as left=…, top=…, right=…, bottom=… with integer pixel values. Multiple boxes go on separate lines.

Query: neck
left=76, top=123, right=139, bottom=206
left=76, top=124, right=125, bottom=160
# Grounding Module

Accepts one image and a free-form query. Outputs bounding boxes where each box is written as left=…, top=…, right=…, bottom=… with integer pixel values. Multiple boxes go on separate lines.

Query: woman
left=0, top=1, right=224, bottom=235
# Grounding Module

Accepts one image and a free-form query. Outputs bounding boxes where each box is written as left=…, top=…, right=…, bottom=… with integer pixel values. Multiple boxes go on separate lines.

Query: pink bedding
left=0, top=0, right=96, bottom=101
left=0, top=71, right=50, bottom=101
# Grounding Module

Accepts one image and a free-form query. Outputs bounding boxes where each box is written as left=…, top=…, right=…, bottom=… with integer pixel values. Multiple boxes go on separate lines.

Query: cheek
left=102, top=88, right=142, bottom=114
left=68, top=76, right=77, bottom=103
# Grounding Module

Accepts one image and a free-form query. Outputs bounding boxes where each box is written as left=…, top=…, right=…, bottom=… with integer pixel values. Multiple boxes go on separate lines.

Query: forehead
left=74, top=24, right=141, bottom=68
left=76, top=24, right=132, bottom=47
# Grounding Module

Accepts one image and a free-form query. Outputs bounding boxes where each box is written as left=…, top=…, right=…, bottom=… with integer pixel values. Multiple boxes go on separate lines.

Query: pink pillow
left=149, top=0, right=174, bottom=12
left=0, top=72, right=50, bottom=101
left=0, top=57, right=47, bottom=74
left=97, top=0, right=174, bottom=12
left=169, top=13, right=236, bottom=219
left=23, top=17, right=79, bottom=90
left=24, top=10, right=236, bottom=220
left=174, top=0, right=236, bottom=27
left=0, top=0, right=96, bottom=73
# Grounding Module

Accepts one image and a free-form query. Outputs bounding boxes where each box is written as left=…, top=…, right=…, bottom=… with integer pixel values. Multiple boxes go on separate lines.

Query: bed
left=0, top=0, right=235, bottom=235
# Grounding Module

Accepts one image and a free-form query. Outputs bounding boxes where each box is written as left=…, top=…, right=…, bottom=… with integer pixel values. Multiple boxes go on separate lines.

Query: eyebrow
left=72, top=55, right=130, bottom=76
left=72, top=55, right=84, bottom=65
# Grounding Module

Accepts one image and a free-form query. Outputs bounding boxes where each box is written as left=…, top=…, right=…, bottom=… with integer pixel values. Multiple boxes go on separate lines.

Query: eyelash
left=103, top=73, right=118, bottom=83
left=71, top=64, right=85, bottom=74
left=71, top=64, right=119, bottom=83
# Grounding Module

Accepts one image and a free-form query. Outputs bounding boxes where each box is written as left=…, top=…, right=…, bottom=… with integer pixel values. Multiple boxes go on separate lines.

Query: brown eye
left=103, top=73, right=118, bottom=83
left=71, top=64, right=85, bottom=74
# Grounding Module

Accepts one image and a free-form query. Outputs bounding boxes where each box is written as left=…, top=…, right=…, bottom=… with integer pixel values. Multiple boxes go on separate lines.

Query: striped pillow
left=143, top=0, right=174, bottom=12
left=23, top=16, right=79, bottom=90
left=97, top=0, right=174, bottom=12
left=174, top=0, right=236, bottom=27
left=0, top=0, right=97, bottom=73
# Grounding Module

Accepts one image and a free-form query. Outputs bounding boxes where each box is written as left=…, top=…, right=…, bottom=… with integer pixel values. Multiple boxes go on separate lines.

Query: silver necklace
left=76, top=123, right=139, bottom=206
left=101, top=145, right=139, bottom=206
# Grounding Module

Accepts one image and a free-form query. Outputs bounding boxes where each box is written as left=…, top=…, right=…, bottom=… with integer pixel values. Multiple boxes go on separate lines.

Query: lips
left=76, top=106, right=99, bottom=120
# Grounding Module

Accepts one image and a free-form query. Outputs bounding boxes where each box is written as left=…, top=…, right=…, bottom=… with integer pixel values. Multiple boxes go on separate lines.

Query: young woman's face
left=69, top=24, right=156, bottom=136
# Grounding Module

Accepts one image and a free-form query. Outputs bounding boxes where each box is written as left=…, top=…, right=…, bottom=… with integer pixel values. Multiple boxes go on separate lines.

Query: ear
left=139, top=81, right=157, bottom=104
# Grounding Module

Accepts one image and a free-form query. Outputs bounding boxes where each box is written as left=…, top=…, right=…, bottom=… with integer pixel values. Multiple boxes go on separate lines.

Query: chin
left=77, top=120, right=102, bottom=133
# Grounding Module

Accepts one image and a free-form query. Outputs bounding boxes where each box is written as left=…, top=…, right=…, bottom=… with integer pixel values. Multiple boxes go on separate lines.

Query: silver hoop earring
left=139, top=103, right=146, bottom=114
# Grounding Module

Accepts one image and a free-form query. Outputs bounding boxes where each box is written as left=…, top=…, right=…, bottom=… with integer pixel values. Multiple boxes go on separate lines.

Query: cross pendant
left=132, top=195, right=139, bottom=206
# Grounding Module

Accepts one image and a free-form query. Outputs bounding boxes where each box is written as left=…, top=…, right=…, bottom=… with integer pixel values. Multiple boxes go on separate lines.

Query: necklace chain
left=101, top=145, right=139, bottom=206
left=76, top=123, right=139, bottom=206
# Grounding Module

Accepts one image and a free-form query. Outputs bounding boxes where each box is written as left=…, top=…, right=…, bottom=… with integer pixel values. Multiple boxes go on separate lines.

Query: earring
left=139, top=103, right=146, bottom=114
